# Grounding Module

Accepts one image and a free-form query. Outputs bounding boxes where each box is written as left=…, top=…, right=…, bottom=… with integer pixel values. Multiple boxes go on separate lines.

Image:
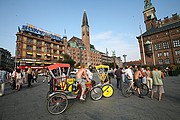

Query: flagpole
left=139, top=25, right=146, bottom=65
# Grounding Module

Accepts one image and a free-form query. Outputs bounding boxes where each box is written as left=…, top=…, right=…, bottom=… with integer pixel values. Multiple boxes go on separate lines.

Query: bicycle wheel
left=102, top=84, right=114, bottom=98
left=47, top=91, right=50, bottom=99
left=121, top=84, right=132, bottom=97
left=140, top=84, right=149, bottom=96
left=47, top=93, right=68, bottom=115
left=90, top=86, right=103, bottom=101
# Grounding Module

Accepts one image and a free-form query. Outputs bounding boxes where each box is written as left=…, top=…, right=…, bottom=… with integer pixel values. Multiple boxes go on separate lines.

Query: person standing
left=0, top=70, right=8, bottom=96
left=27, top=68, right=33, bottom=87
left=35, top=69, right=38, bottom=83
left=43, top=70, right=50, bottom=83
left=15, top=69, right=23, bottom=91
left=146, top=67, right=153, bottom=91
left=114, top=67, right=123, bottom=90
left=134, top=67, right=144, bottom=98
left=125, top=66, right=133, bottom=85
left=11, top=69, right=17, bottom=89
left=151, top=66, right=165, bottom=101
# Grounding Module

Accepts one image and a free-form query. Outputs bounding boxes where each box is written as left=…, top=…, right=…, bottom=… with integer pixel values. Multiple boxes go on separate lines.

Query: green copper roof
left=144, top=0, right=153, bottom=11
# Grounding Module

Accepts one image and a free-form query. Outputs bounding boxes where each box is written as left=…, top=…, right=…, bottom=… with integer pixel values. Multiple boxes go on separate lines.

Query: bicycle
left=47, top=79, right=102, bottom=115
left=121, top=80, right=149, bottom=97
left=67, top=79, right=103, bottom=101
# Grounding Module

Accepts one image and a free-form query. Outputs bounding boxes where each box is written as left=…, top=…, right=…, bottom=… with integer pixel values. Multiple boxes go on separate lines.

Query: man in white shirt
left=125, top=66, right=133, bottom=85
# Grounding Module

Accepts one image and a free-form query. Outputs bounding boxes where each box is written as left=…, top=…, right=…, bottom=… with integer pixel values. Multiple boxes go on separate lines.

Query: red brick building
left=137, top=0, right=180, bottom=66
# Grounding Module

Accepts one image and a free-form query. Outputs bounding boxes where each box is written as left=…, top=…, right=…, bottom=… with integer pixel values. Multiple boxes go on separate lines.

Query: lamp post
left=112, top=51, right=116, bottom=68
left=151, top=42, right=156, bottom=66
left=139, top=25, right=146, bottom=65
left=123, top=54, right=127, bottom=67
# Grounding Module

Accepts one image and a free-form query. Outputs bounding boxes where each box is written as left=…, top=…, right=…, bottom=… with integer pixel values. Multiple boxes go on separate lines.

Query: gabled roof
left=138, top=21, right=180, bottom=38
left=68, top=36, right=100, bottom=53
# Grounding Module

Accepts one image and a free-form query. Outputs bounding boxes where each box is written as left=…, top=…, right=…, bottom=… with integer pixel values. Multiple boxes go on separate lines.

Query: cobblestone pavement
left=0, top=74, right=180, bottom=120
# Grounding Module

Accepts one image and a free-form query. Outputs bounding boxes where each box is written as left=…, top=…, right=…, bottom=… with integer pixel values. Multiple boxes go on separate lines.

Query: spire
left=144, top=0, right=153, bottom=11
left=82, top=9, right=89, bottom=27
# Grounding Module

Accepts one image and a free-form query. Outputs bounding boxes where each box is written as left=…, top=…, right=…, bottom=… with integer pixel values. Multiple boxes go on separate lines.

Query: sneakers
left=80, top=96, right=85, bottom=101
left=150, top=96, right=153, bottom=99
left=138, top=94, right=144, bottom=99
left=158, top=97, right=162, bottom=101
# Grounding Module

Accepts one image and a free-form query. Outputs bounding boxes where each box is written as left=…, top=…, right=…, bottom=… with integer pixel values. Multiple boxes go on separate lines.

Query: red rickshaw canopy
left=47, top=63, right=70, bottom=70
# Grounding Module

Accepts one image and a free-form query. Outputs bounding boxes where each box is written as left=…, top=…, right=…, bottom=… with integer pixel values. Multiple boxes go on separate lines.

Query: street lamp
left=123, top=54, right=127, bottom=67
left=112, top=51, right=116, bottom=68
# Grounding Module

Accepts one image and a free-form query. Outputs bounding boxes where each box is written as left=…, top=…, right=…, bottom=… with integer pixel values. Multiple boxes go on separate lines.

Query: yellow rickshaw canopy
left=95, top=65, right=109, bottom=70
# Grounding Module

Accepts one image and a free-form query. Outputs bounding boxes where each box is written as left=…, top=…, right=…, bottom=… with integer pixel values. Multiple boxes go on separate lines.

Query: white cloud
left=91, top=31, right=140, bottom=62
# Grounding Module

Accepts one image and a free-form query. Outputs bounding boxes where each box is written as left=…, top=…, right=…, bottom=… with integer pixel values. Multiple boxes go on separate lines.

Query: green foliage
left=57, top=54, right=76, bottom=67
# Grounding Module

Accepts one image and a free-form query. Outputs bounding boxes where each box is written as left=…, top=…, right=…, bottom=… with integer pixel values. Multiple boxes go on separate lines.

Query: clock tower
left=143, top=0, right=157, bottom=30
left=82, top=10, right=91, bottom=65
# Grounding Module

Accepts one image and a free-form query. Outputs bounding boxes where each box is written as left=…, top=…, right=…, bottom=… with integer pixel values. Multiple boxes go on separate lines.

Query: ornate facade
left=137, top=0, right=180, bottom=66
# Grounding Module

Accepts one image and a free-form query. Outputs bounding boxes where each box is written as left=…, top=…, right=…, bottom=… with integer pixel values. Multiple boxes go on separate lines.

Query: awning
left=26, top=61, right=33, bottom=63
left=36, top=53, right=41, bottom=55
left=27, top=52, right=32, bottom=55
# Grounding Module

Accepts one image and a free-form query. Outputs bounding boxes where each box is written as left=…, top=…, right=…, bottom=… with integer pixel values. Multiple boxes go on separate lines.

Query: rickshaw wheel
left=102, top=84, right=114, bottom=98
left=47, top=93, right=68, bottom=115
left=90, top=86, right=103, bottom=101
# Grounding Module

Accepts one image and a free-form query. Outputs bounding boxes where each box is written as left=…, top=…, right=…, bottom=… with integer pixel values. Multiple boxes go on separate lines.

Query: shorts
left=76, top=78, right=86, bottom=91
left=134, top=79, right=141, bottom=88
left=152, top=85, right=165, bottom=94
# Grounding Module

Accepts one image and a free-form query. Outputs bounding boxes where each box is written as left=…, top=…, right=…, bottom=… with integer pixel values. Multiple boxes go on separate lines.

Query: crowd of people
left=0, top=68, right=39, bottom=96
left=112, top=65, right=165, bottom=101
left=0, top=65, right=165, bottom=101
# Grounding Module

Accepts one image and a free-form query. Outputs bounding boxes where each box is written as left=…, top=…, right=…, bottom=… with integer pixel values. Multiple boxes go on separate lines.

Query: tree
left=57, top=54, right=76, bottom=67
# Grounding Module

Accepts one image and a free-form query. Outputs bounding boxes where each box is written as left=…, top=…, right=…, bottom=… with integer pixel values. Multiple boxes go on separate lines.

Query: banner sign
left=22, top=24, right=62, bottom=41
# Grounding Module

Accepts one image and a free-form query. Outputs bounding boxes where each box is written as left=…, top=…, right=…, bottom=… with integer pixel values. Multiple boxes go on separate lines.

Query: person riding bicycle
left=76, top=64, right=91, bottom=101
left=134, top=67, right=144, bottom=98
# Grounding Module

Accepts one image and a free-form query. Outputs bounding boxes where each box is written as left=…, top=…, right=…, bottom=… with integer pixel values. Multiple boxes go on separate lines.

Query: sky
left=0, top=0, right=180, bottom=62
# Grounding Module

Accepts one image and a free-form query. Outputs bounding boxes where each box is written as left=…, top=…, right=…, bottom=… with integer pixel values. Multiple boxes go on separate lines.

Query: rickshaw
left=95, top=65, right=114, bottom=98
left=46, top=63, right=103, bottom=115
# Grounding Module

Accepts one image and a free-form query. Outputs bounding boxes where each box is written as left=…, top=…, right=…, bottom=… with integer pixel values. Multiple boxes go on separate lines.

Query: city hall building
left=137, top=0, right=180, bottom=66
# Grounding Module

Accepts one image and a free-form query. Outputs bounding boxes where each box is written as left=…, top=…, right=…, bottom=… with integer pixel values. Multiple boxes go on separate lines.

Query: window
left=36, top=46, right=41, bottom=52
left=155, top=44, right=161, bottom=50
left=158, top=59, right=163, bottom=65
left=27, top=45, right=32, bottom=50
left=164, top=51, right=169, bottom=57
left=176, top=58, right=180, bottom=64
left=173, top=40, right=180, bottom=47
left=36, top=40, right=42, bottom=45
left=163, top=42, right=169, bottom=49
left=175, top=50, right=180, bottom=56
left=165, top=59, right=170, bottom=64
left=53, top=50, right=57, bottom=54
left=157, top=52, right=162, bottom=57
left=27, top=54, right=32, bottom=58
left=27, top=38, right=33, bottom=43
